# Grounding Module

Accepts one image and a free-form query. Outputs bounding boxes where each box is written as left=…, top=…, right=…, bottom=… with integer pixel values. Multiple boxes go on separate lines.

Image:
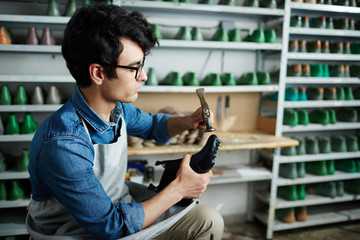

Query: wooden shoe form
left=46, top=85, right=62, bottom=104
left=31, top=86, right=45, bottom=104
left=295, top=207, right=307, bottom=221
left=324, top=87, right=337, bottom=100
left=307, top=87, right=323, bottom=100
left=25, top=27, right=39, bottom=45
left=276, top=208, right=296, bottom=223
left=40, top=27, right=55, bottom=45
left=289, top=40, right=298, bottom=52
left=0, top=27, right=11, bottom=45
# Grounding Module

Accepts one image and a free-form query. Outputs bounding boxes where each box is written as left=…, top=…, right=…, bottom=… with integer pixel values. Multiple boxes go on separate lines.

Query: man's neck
left=79, top=87, right=114, bottom=122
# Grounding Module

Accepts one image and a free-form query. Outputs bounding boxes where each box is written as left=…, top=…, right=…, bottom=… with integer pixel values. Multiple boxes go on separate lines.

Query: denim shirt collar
left=71, top=87, right=123, bottom=134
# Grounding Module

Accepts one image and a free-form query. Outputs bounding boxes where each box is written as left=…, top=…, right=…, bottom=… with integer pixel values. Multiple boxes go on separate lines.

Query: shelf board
left=256, top=191, right=360, bottom=209
left=0, top=44, right=61, bottom=53
left=0, top=134, right=34, bottom=142
left=0, top=13, right=69, bottom=25
left=211, top=165, right=272, bottom=184
left=0, top=104, right=62, bottom=112
left=119, top=0, right=285, bottom=16
left=287, top=52, right=360, bottom=61
left=0, top=171, right=30, bottom=180
left=158, top=39, right=282, bottom=51
left=0, top=41, right=282, bottom=54
left=339, top=208, right=360, bottom=220
left=263, top=99, right=360, bottom=109
left=288, top=27, right=360, bottom=38
left=290, top=2, right=360, bottom=14
left=141, top=85, right=279, bottom=93
left=277, top=171, right=360, bottom=186
left=0, top=214, right=27, bottom=237
left=255, top=211, right=351, bottom=232
left=0, top=199, right=30, bottom=209
left=128, top=131, right=298, bottom=156
left=286, top=77, right=360, bottom=84
left=283, top=100, right=360, bottom=108
left=277, top=151, right=360, bottom=163
left=282, top=122, right=360, bottom=132
left=0, top=75, right=74, bottom=83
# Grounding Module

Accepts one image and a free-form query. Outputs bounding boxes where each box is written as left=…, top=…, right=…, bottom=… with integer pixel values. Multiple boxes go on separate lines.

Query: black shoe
left=151, top=134, right=221, bottom=206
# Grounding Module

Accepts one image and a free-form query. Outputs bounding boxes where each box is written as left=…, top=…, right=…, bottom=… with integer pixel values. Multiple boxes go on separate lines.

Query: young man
left=26, top=4, right=224, bottom=240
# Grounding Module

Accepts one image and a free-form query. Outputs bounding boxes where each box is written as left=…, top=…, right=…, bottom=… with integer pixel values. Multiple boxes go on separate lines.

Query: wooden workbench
left=127, top=130, right=298, bottom=156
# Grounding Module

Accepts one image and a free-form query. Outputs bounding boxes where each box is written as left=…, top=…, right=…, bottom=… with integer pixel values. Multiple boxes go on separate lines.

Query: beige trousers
left=154, top=204, right=224, bottom=240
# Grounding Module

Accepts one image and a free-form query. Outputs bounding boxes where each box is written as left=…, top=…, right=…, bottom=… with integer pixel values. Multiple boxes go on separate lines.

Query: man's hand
left=188, top=107, right=207, bottom=131
left=167, top=107, right=214, bottom=137
left=141, top=153, right=212, bottom=229
left=174, top=153, right=212, bottom=199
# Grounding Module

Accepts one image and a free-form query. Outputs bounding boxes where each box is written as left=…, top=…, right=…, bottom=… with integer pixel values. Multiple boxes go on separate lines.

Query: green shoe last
left=182, top=72, right=200, bottom=86
left=201, top=73, right=222, bottom=86
left=346, top=135, right=359, bottom=152
left=298, top=110, right=310, bottom=125
left=318, top=137, right=332, bottom=153
left=237, top=72, right=258, bottom=85
left=305, top=137, right=320, bottom=154
left=306, top=161, right=328, bottom=175
left=327, top=160, right=335, bottom=175
left=279, top=163, right=298, bottom=179
left=331, top=135, right=347, bottom=152
left=228, top=29, right=242, bottom=42
left=220, top=73, right=237, bottom=86
left=335, top=159, right=357, bottom=173
left=283, top=109, right=298, bottom=126
left=309, top=109, right=330, bottom=125
left=278, top=185, right=298, bottom=201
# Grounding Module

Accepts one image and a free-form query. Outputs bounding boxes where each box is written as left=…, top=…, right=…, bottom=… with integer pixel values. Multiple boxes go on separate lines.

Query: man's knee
left=154, top=204, right=224, bottom=240
left=191, top=204, right=224, bottom=239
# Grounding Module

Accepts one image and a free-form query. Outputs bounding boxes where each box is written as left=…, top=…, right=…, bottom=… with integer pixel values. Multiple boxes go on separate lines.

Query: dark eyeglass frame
left=115, top=57, right=145, bottom=80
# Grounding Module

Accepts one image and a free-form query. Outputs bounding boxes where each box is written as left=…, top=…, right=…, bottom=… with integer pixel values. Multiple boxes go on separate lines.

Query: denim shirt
left=28, top=87, right=172, bottom=239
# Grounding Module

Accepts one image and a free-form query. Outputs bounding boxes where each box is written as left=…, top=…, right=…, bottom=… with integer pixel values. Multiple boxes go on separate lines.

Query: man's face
left=101, top=38, right=147, bottom=103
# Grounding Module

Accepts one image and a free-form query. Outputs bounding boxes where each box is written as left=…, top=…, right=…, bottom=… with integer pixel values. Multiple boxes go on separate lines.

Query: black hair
left=62, top=4, right=158, bottom=87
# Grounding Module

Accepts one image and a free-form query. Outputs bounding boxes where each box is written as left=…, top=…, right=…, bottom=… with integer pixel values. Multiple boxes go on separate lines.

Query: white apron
left=26, top=117, right=195, bottom=240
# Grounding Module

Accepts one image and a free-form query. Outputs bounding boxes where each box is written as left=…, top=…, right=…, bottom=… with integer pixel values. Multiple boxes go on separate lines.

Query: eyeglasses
left=115, top=57, right=145, bottom=80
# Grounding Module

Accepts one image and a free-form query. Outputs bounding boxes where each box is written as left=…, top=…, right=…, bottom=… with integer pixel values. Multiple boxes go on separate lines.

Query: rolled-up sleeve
left=122, top=103, right=172, bottom=145
left=119, top=202, right=145, bottom=235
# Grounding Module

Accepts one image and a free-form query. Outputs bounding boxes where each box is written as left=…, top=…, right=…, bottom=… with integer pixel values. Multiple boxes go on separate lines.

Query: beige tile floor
left=222, top=221, right=360, bottom=240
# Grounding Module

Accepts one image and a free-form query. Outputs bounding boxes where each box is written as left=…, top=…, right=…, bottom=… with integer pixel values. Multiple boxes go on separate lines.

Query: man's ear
left=89, top=63, right=105, bottom=86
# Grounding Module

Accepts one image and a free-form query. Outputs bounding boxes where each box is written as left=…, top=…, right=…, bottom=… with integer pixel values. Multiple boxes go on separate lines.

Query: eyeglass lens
left=136, top=58, right=145, bottom=79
